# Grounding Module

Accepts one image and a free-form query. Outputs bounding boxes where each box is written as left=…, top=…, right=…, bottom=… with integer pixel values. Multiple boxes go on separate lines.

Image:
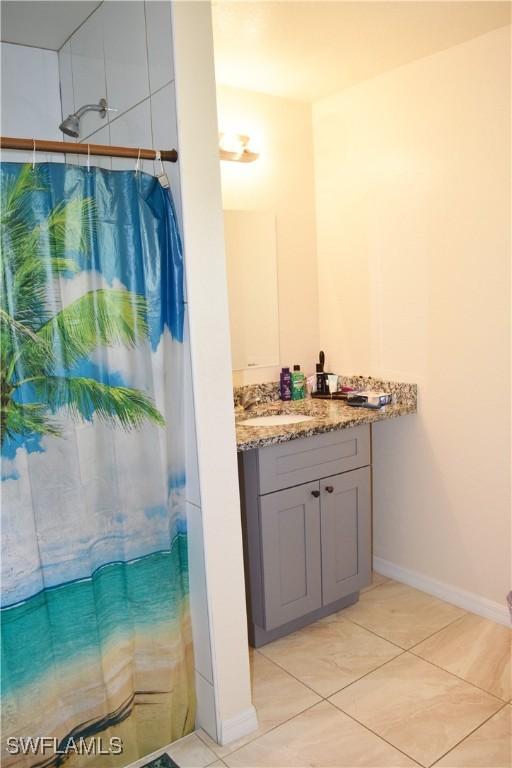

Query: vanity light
left=219, top=132, right=259, bottom=163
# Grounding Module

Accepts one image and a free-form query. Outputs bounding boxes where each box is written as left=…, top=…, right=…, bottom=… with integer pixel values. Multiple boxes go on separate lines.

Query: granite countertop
left=235, top=377, right=417, bottom=451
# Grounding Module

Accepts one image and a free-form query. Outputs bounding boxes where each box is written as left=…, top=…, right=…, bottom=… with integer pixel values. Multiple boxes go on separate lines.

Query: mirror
left=224, top=210, right=280, bottom=371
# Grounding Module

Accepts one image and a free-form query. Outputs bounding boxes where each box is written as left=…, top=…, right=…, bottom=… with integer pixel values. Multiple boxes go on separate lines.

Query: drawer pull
left=325, top=485, right=334, bottom=494
left=311, top=490, right=320, bottom=498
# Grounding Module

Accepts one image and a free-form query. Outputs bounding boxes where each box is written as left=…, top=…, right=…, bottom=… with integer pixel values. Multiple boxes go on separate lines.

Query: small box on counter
left=346, top=391, right=393, bottom=409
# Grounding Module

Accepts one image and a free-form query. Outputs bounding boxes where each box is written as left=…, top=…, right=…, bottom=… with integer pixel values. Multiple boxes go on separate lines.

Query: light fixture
left=219, top=133, right=259, bottom=163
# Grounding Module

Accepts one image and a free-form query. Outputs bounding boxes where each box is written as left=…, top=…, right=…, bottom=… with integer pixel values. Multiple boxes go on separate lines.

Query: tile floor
left=136, top=574, right=512, bottom=768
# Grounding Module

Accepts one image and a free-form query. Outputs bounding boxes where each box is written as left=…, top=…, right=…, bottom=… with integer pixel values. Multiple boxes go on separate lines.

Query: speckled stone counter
left=235, top=376, right=417, bottom=452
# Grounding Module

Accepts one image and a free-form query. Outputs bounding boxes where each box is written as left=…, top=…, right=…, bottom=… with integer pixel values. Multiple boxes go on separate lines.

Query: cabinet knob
left=325, top=485, right=334, bottom=494
left=311, top=490, right=320, bottom=498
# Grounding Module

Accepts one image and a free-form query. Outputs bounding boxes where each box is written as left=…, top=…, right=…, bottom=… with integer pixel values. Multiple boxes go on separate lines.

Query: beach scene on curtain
left=0, top=162, right=195, bottom=767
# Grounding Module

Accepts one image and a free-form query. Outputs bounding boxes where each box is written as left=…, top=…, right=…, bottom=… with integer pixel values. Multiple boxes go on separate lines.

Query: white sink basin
left=239, top=414, right=315, bottom=427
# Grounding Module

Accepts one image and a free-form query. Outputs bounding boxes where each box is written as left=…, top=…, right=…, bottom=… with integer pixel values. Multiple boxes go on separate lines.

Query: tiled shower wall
left=58, top=0, right=181, bottom=225
left=59, top=0, right=217, bottom=737
left=0, top=42, right=63, bottom=163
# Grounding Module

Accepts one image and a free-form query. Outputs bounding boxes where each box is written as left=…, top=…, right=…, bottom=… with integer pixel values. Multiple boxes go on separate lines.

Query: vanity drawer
left=257, top=425, right=370, bottom=494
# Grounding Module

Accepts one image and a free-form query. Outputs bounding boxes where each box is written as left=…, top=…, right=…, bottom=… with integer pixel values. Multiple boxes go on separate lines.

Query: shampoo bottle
left=280, top=367, right=292, bottom=401
left=291, top=365, right=305, bottom=400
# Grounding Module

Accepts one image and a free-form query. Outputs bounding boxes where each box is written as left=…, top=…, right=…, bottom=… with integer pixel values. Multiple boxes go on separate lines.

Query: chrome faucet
left=239, top=392, right=261, bottom=411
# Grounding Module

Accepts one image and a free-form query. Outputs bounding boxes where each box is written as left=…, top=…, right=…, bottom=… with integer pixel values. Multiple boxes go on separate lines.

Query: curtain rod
left=0, top=136, right=178, bottom=163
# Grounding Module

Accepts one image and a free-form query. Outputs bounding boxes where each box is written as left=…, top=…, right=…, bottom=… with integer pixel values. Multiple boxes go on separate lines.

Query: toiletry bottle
left=316, top=363, right=326, bottom=394
left=327, top=373, right=339, bottom=395
left=280, top=367, right=292, bottom=401
left=291, top=365, right=305, bottom=400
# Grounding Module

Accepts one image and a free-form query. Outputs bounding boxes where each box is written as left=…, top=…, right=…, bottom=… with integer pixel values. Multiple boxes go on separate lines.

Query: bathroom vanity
left=235, top=380, right=417, bottom=647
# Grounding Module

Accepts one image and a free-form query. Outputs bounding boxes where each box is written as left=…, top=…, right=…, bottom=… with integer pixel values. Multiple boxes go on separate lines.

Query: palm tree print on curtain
left=0, top=162, right=195, bottom=768
left=1, top=164, right=164, bottom=442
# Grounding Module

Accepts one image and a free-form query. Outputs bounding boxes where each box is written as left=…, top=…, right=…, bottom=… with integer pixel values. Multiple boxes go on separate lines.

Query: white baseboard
left=218, top=706, right=258, bottom=746
left=373, top=557, right=511, bottom=628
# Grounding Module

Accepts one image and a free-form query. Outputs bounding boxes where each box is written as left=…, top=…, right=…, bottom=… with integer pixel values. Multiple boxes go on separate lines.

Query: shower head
left=59, top=98, right=108, bottom=138
left=59, top=113, right=80, bottom=138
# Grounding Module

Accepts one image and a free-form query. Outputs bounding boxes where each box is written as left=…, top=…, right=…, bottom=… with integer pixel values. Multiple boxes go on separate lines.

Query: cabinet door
left=320, top=467, right=371, bottom=605
left=260, top=481, right=322, bottom=630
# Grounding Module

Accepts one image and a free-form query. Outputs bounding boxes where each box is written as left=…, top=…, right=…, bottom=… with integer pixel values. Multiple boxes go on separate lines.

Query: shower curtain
left=0, top=162, right=195, bottom=767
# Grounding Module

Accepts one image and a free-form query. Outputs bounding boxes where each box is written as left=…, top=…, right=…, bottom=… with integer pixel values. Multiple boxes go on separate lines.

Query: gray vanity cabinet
left=320, top=466, right=371, bottom=605
left=238, top=426, right=372, bottom=647
left=260, top=481, right=322, bottom=630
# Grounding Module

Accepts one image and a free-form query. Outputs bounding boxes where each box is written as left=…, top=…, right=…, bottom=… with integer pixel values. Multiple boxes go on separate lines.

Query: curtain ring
left=135, top=148, right=142, bottom=174
left=155, top=149, right=164, bottom=176
left=32, top=139, right=36, bottom=170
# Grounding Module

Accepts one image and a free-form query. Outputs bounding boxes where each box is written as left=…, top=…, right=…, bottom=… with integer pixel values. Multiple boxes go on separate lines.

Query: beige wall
left=313, top=26, right=511, bottom=610
left=216, top=85, right=319, bottom=385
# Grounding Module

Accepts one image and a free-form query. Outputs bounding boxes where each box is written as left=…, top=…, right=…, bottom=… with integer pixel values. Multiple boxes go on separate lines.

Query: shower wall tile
left=1, top=43, right=61, bottom=140
left=70, top=4, right=108, bottom=139
left=109, top=100, right=153, bottom=171
left=195, top=671, right=218, bottom=737
left=104, top=0, right=150, bottom=118
left=79, top=124, right=112, bottom=170
left=1, top=42, right=63, bottom=163
left=58, top=1, right=180, bottom=206
left=145, top=0, right=174, bottom=94
left=58, top=42, right=74, bottom=121
left=151, top=82, right=182, bottom=230
left=184, top=318, right=200, bottom=508
left=187, top=501, right=213, bottom=683
left=81, top=118, right=111, bottom=148
left=0, top=150, right=31, bottom=163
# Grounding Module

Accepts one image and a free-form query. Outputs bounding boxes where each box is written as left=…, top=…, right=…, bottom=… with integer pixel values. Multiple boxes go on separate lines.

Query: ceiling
left=1, top=1, right=101, bottom=50
left=212, top=1, right=511, bottom=102
left=1, top=1, right=509, bottom=90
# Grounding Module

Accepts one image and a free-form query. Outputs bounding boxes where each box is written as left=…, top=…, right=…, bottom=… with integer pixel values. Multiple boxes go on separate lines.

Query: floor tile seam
left=342, top=611, right=467, bottom=652
left=324, top=649, right=409, bottom=698
left=200, top=682, right=504, bottom=768
left=256, top=619, right=482, bottom=703
left=253, top=647, right=325, bottom=699
left=326, top=615, right=408, bottom=649
left=223, top=697, right=426, bottom=768
left=197, top=731, right=225, bottom=757
left=405, top=615, right=470, bottom=652
left=258, top=644, right=409, bottom=701
left=328, top=665, right=506, bottom=767
left=326, top=699, right=426, bottom=767
left=428, top=701, right=510, bottom=768
left=217, top=699, right=324, bottom=761
left=406, top=649, right=510, bottom=703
